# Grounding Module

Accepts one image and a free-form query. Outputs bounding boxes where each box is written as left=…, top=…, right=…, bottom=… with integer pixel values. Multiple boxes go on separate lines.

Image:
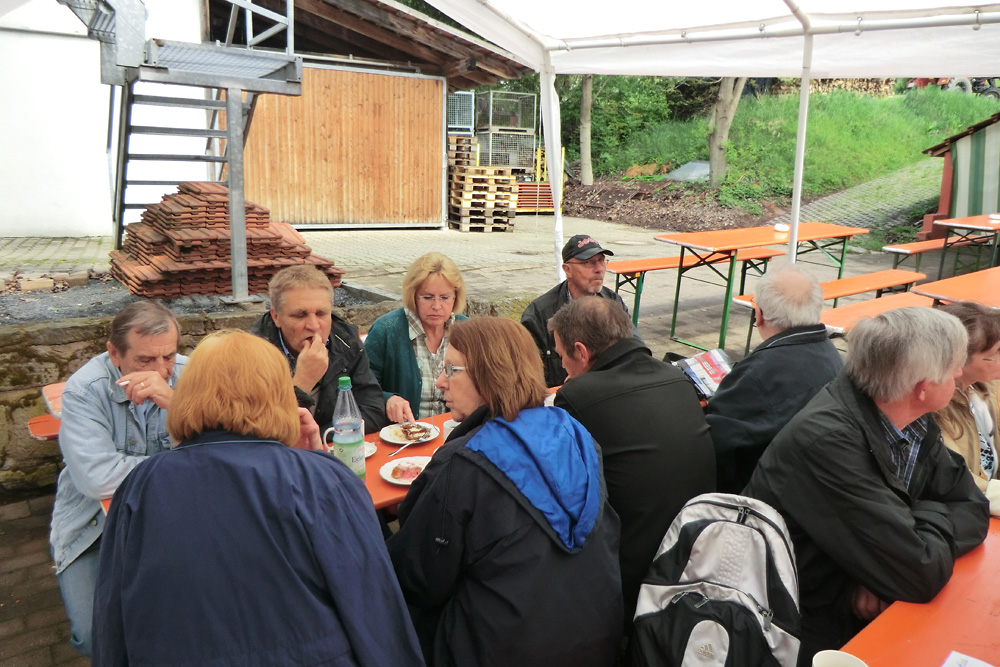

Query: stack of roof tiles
left=110, top=182, right=344, bottom=298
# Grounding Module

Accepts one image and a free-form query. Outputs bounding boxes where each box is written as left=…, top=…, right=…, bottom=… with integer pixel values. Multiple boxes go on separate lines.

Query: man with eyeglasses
left=521, top=234, right=634, bottom=387
left=250, top=265, right=390, bottom=434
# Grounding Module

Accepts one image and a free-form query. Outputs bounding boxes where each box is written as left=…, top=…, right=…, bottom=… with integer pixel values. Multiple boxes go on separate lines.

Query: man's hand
left=293, top=334, right=328, bottom=392
left=292, top=408, right=324, bottom=451
left=852, top=585, right=890, bottom=621
left=386, top=395, right=415, bottom=424
left=118, top=373, right=173, bottom=409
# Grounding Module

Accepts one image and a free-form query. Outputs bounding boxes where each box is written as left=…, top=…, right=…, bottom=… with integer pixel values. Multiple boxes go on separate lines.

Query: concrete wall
left=0, top=0, right=206, bottom=237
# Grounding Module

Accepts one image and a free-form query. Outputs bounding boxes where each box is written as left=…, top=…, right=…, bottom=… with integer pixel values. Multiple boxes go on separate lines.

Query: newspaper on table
left=940, top=652, right=995, bottom=667
left=672, top=348, right=733, bottom=399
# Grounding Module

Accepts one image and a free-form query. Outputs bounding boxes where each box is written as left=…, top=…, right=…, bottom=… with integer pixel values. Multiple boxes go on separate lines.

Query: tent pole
left=540, top=58, right=565, bottom=281
left=788, top=33, right=813, bottom=263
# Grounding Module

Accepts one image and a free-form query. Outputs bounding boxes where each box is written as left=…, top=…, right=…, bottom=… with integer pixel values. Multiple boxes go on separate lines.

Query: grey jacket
left=50, top=351, right=187, bottom=573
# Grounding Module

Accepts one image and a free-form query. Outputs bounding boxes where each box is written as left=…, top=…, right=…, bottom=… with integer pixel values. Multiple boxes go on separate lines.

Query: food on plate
left=401, top=422, right=432, bottom=441
left=390, top=461, right=424, bottom=482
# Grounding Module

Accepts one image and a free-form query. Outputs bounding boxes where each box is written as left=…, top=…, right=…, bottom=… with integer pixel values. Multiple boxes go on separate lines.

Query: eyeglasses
left=419, top=294, right=456, bottom=304
left=566, top=255, right=607, bottom=268
left=443, top=364, right=466, bottom=378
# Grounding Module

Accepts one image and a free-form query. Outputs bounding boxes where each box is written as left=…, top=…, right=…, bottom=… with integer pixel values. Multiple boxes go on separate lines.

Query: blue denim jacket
left=49, top=351, right=187, bottom=573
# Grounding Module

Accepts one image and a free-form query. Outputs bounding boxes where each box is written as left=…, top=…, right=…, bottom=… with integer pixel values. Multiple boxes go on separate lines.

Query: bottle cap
left=338, top=376, right=352, bottom=390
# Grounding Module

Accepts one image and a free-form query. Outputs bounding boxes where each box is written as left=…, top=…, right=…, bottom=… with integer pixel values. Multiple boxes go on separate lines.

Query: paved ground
left=0, top=169, right=948, bottom=665
left=771, top=159, right=942, bottom=232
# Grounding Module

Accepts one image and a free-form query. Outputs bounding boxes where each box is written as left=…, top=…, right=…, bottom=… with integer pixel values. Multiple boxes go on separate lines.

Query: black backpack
left=631, top=493, right=801, bottom=667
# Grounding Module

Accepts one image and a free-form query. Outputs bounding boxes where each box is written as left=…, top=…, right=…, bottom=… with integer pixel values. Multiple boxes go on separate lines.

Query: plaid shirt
left=878, top=413, right=931, bottom=492
left=404, top=309, right=452, bottom=419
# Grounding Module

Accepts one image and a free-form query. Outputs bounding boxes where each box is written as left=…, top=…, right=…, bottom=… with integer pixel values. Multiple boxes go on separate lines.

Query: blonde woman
left=366, top=252, right=468, bottom=422
left=934, top=302, right=1000, bottom=517
left=92, top=330, right=422, bottom=666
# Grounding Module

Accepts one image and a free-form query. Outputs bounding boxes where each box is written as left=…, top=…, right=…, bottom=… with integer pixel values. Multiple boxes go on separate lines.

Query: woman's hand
left=293, top=408, right=324, bottom=451
left=386, top=395, right=415, bottom=424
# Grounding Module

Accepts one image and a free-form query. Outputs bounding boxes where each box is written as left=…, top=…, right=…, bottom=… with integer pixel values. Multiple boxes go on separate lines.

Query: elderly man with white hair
left=744, top=306, right=990, bottom=667
left=706, top=263, right=843, bottom=492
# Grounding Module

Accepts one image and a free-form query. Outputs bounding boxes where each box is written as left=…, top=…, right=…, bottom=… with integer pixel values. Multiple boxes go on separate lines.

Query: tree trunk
left=707, top=77, right=747, bottom=189
left=580, top=74, right=594, bottom=185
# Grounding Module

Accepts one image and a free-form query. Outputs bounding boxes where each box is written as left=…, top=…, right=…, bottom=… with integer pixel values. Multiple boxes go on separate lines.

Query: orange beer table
left=842, top=518, right=1000, bottom=666
left=655, top=222, right=868, bottom=349
left=100, top=411, right=452, bottom=514
left=912, top=265, right=1000, bottom=309
left=364, top=412, right=451, bottom=510
left=934, top=214, right=1000, bottom=279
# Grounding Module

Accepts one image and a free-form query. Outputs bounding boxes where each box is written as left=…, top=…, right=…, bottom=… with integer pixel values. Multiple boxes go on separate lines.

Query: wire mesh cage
left=476, top=131, right=536, bottom=169
left=447, top=91, right=475, bottom=135
left=476, top=91, right=536, bottom=133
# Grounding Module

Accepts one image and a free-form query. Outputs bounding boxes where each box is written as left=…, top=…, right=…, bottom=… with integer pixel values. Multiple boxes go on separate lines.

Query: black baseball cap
left=562, top=234, right=614, bottom=263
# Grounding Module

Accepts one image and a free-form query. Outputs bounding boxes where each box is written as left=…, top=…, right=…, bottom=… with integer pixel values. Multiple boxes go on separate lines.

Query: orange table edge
left=841, top=518, right=1000, bottom=667
left=911, top=266, right=1000, bottom=309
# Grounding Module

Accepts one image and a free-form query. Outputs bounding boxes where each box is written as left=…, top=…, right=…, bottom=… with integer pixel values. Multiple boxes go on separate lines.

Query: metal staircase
left=57, top=0, right=302, bottom=301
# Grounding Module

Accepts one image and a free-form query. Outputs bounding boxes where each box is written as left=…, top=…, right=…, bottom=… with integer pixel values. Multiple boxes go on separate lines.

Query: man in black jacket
left=250, top=265, right=389, bottom=433
left=707, top=263, right=842, bottom=492
left=550, top=296, right=716, bottom=630
left=744, top=306, right=990, bottom=666
left=521, top=234, right=632, bottom=387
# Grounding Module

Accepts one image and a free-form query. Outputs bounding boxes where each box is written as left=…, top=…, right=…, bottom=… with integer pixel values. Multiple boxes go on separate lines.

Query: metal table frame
left=656, top=222, right=868, bottom=351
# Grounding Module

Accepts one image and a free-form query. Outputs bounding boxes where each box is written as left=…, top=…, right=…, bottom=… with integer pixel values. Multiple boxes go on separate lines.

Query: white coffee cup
left=812, top=650, right=869, bottom=667
left=774, top=222, right=790, bottom=233
left=442, top=419, right=460, bottom=440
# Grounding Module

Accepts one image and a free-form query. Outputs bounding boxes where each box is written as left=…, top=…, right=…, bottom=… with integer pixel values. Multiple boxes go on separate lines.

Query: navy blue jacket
left=387, top=406, right=623, bottom=666
left=93, top=431, right=423, bottom=667
left=706, top=324, right=842, bottom=493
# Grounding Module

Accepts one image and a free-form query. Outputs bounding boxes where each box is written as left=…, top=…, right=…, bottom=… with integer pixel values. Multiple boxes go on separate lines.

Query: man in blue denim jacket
left=49, top=301, right=187, bottom=657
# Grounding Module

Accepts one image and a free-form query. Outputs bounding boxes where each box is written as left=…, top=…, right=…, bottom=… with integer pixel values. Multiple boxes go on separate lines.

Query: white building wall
left=0, top=0, right=205, bottom=237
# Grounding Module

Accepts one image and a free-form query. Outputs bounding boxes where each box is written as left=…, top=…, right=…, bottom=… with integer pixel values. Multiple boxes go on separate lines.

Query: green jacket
left=365, top=308, right=468, bottom=417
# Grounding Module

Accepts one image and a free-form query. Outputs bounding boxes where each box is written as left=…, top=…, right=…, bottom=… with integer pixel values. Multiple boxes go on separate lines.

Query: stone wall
left=0, top=296, right=521, bottom=491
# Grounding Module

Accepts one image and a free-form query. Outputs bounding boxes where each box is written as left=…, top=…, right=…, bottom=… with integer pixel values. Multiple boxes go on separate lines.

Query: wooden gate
left=244, top=65, right=445, bottom=226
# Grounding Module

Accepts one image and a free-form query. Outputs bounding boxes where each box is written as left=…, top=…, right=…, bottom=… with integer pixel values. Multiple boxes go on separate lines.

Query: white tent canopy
left=426, top=0, right=1000, bottom=275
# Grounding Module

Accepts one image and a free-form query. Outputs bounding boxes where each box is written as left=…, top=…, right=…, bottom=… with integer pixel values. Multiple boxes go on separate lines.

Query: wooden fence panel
left=244, top=66, right=444, bottom=226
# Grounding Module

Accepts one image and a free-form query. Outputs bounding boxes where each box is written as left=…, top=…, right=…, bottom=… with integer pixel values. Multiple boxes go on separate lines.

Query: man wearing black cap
left=521, top=234, right=633, bottom=387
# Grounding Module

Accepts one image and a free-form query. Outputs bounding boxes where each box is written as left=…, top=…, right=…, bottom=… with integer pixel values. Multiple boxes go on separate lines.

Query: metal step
left=126, top=179, right=227, bottom=187
left=127, top=154, right=228, bottom=162
left=131, top=125, right=228, bottom=138
left=132, top=94, right=229, bottom=110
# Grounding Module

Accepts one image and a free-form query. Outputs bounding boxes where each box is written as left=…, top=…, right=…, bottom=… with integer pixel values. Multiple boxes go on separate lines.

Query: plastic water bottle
left=331, top=376, right=366, bottom=479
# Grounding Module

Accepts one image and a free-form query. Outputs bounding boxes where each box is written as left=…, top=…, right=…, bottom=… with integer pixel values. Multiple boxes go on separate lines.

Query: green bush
left=625, top=86, right=1000, bottom=205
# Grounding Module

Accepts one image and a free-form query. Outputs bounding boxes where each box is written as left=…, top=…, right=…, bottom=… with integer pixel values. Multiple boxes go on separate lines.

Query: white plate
left=380, top=456, right=432, bottom=486
left=990, top=213, right=1000, bottom=220
left=379, top=422, right=440, bottom=445
left=325, top=441, right=377, bottom=458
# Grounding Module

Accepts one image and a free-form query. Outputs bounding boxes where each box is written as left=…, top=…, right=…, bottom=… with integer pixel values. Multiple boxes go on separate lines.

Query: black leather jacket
left=250, top=311, right=389, bottom=433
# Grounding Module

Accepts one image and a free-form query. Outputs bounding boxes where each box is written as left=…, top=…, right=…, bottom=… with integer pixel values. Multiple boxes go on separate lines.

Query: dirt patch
left=562, top=178, right=780, bottom=232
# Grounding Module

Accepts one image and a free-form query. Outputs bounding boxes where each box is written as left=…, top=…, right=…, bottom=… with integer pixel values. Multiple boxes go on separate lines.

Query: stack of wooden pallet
left=448, top=165, right=517, bottom=233
left=447, top=135, right=477, bottom=167
left=110, top=182, right=344, bottom=299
